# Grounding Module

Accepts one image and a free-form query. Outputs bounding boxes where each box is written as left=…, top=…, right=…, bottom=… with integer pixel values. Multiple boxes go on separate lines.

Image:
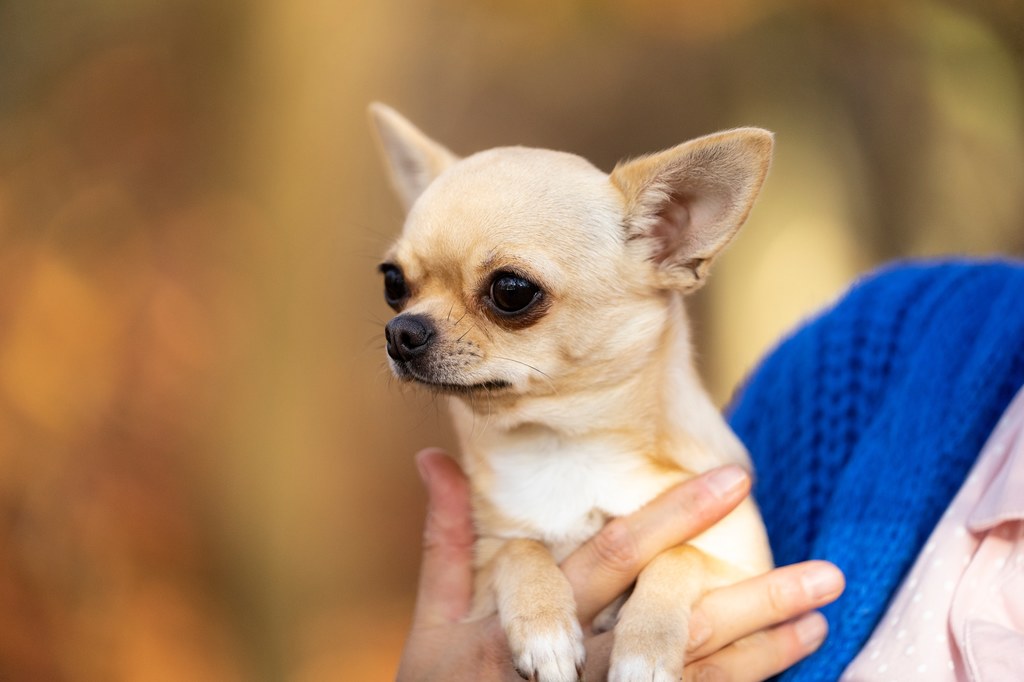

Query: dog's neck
left=450, top=292, right=750, bottom=475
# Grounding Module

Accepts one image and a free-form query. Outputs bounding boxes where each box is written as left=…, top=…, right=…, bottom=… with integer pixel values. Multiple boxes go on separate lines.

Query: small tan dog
left=372, top=103, right=774, bottom=682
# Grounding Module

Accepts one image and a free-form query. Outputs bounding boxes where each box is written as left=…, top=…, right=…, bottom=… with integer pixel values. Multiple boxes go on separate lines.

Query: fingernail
left=794, top=612, right=828, bottom=648
left=800, top=565, right=844, bottom=601
left=686, top=608, right=712, bottom=651
left=415, top=449, right=436, bottom=487
left=705, top=465, right=748, bottom=499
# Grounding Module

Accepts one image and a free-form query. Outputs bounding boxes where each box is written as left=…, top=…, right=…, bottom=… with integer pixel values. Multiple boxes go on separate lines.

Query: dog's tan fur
left=372, top=103, right=774, bottom=682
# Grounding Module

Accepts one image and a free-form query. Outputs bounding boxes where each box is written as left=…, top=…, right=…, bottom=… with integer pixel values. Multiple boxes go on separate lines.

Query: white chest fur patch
left=483, top=430, right=686, bottom=553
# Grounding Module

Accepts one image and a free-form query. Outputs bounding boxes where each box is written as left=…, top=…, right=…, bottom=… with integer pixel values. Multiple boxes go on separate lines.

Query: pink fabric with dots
left=842, top=387, right=1024, bottom=681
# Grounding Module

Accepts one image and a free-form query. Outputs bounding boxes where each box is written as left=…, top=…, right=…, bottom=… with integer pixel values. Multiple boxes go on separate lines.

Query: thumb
left=411, top=448, right=476, bottom=626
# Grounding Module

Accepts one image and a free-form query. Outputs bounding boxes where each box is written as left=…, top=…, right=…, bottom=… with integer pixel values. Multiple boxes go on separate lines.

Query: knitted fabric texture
left=727, top=260, right=1024, bottom=681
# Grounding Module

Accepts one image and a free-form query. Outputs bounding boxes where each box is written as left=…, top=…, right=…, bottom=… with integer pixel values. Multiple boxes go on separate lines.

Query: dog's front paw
left=608, top=606, right=687, bottom=682
left=506, top=612, right=585, bottom=682
left=608, top=652, right=681, bottom=682
left=609, top=627, right=685, bottom=682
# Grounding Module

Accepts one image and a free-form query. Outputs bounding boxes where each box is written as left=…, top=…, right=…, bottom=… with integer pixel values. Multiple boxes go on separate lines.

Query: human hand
left=396, top=448, right=844, bottom=682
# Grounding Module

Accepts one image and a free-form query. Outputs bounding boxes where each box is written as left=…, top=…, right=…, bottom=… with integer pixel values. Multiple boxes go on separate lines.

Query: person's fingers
left=562, top=465, right=751, bottom=626
left=686, top=560, right=845, bottom=660
left=683, top=611, right=829, bottom=682
left=411, top=448, right=476, bottom=626
left=580, top=605, right=830, bottom=682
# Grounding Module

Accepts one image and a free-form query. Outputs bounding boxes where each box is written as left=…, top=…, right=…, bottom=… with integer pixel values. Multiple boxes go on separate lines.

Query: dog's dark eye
left=489, top=272, right=541, bottom=314
left=380, top=264, right=408, bottom=310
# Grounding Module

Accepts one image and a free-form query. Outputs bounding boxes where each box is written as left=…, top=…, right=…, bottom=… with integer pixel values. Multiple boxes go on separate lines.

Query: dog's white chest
left=480, top=431, right=686, bottom=556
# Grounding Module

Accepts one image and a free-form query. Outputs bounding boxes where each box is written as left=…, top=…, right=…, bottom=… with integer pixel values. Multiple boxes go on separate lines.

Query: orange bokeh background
left=1, top=1, right=1022, bottom=679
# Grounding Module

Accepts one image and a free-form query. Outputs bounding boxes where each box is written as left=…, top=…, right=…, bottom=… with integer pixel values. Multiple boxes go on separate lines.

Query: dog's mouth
left=419, top=378, right=513, bottom=395
left=394, top=363, right=513, bottom=395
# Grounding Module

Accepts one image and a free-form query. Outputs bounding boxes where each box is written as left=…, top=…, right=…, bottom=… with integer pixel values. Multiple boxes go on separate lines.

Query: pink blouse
left=842, top=386, right=1024, bottom=681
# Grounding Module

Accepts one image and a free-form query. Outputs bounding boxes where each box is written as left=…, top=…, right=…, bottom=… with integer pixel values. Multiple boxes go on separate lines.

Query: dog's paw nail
left=508, top=616, right=585, bottom=682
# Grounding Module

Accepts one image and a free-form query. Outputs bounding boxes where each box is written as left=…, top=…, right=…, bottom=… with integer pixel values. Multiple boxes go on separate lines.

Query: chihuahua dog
left=372, top=103, right=774, bottom=682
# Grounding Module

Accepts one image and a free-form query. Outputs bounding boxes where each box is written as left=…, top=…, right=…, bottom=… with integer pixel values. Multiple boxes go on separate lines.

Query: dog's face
left=380, top=147, right=648, bottom=398
left=371, top=104, right=772, bottom=402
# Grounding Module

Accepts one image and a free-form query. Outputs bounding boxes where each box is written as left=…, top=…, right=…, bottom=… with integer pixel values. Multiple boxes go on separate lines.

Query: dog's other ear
left=369, top=103, right=460, bottom=212
left=611, top=128, right=773, bottom=292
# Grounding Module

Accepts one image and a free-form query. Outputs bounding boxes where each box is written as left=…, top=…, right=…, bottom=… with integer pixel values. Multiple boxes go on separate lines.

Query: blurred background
left=0, top=0, right=1022, bottom=679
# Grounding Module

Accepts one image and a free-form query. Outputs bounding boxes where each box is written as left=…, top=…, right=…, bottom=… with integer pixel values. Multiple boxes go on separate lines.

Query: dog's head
left=371, top=104, right=772, bottom=402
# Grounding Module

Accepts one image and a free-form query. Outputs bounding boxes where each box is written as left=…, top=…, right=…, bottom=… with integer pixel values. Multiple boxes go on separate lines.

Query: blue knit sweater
left=727, top=261, right=1024, bottom=681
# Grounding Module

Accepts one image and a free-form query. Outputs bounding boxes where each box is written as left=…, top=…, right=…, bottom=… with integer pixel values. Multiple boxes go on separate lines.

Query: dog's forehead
left=397, top=147, right=623, bottom=270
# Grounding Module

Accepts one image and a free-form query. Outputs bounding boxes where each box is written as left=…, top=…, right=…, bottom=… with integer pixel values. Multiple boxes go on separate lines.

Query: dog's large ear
left=611, top=128, right=773, bottom=292
left=369, top=103, right=460, bottom=212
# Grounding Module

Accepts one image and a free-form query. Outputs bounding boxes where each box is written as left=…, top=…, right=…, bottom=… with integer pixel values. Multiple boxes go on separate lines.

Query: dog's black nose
left=385, top=314, right=435, bottom=362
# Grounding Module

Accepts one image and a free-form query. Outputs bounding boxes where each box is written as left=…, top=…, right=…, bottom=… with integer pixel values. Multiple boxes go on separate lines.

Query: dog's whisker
left=493, top=356, right=552, bottom=380
left=493, top=355, right=557, bottom=392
